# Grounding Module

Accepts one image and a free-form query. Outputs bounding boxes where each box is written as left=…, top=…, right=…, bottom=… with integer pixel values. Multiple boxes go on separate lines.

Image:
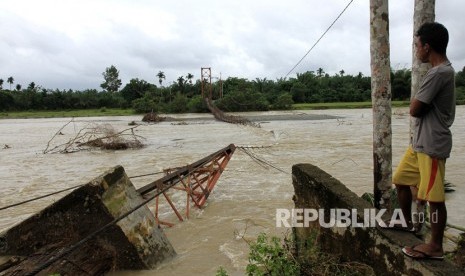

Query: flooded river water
left=1, top=107, right=464, bottom=275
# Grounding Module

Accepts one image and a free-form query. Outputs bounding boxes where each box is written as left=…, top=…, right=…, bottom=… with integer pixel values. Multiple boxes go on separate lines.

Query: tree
left=120, top=78, right=155, bottom=103
left=339, top=69, right=345, bottom=77
left=272, top=93, right=294, bottom=110
left=7, top=76, right=14, bottom=90
left=177, top=76, right=186, bottom=88
left=0, top=91, right=14, bottom=110
left=317, top=68, right=324, bottom=77
left=157, top=71, right=166, bottom=86
left=391, top=69, right=411, bottom=100
left=16, top=84, right=22, bottom=91
left=28, top=82, right=36, bottom=91
left=186, top=73, right=194, bottom=84
left=0, top=79, right=3, bottom=90
left=100, top=65, right=122, bottom=93
left=456, top=66, right=465, bottom=87
left=370, top=0, right=392, bottom=209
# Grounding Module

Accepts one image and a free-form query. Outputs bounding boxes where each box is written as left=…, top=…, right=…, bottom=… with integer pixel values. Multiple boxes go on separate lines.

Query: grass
left=0, top=108, right=136, bottom=119
left=293, top=101, right=409, bottom=110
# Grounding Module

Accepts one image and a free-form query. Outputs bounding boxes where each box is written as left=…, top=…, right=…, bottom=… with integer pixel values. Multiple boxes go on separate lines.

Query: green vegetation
left=218, top=232, right=374, bottom=276
left=1, top=66, right=464, bottom=117
left=246, top=233, right=300, bottom=275
left=101, top=65, right=122, bottom=93
left=0, top=108, right=134, bottom=119
left=0, top=101, right=412, bottom=119
left=215, top=267, right=229, bottom=276
left=294, top=100, right=409, bottom=110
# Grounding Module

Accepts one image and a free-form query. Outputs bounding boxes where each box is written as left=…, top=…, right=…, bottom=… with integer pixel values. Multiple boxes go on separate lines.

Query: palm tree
left=177, top=76, right=186, bottom=93
left=0, top=79, right=3, bottom=90
left=186, top=73, right=194, bottom=84
left=157, top=71, right=166, bottom=86
left=7, top=76, right=14, bottom=90
left=28, top=82, right=36, bottom=90
left=253, top=78, right=267, bottom=93
left=15, top=84, right=21, bottom=91
left=317, top=68, right=324, bottom=77
left=339, top=69, right=345, bottom=77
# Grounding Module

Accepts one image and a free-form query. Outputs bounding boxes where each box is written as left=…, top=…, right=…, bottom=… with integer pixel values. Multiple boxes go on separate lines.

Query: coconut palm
left=7, top=76, right=14, bottom=90
left=157, top=71, right=166, bottom=86
left=186, top=73, right=194, bottom=84
left=28, top=82, right=36, bottom=90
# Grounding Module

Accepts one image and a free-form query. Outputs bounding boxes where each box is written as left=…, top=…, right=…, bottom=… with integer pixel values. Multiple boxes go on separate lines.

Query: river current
left=0, top=107, right=464, bottom=275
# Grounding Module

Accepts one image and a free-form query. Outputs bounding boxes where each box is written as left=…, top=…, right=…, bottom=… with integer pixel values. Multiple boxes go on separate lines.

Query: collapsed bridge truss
left=137, top=143, right=236, bottom=227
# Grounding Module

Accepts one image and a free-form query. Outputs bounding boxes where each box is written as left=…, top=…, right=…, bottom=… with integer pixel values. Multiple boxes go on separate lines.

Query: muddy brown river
left=1, top=107, right=464, bottom=275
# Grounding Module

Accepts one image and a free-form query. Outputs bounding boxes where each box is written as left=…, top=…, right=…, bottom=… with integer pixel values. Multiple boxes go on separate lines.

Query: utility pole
left=370, top=0, right=392, bottom=209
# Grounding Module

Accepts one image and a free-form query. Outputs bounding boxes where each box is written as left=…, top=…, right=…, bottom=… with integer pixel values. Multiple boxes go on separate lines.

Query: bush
left=246, top=233, right=299, bottom=276
left=216, top=266, right=229, bottom=276
left=245, top=232, right=374, bottom=276
left=271, top=93, right=294, bottom=110
left=132, top=97, right=159, bottom=114
left=216, top=90, right=269, bottom=112
left=187, top=95, right=209, bottom=113
left=166, top=94, right=188, bottom=113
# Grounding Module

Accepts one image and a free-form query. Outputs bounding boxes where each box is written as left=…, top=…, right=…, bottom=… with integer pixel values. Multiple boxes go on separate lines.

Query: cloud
left=1, top=0, right=464, bottom=90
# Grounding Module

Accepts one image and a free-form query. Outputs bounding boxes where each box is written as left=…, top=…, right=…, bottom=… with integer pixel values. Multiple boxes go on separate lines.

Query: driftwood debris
left=142, top=112, right=165, bottom=123
left=43, top=119, right=145, bottom=154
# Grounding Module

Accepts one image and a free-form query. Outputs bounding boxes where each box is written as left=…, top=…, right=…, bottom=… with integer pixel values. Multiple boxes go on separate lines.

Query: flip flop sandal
left=402, top=246, right=444, bottom=260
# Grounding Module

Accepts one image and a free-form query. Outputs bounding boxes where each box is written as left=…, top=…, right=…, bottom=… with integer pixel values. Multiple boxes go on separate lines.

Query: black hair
left=416, top=22, right=449, bottom=54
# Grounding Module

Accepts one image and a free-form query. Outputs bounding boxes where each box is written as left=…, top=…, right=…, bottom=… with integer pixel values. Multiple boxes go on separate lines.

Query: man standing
left=394, top=22, right=455, bottom=260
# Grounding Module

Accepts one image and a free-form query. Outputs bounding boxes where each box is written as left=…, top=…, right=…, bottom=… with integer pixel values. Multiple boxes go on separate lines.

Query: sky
left=1, top=0, right=464, bottom=91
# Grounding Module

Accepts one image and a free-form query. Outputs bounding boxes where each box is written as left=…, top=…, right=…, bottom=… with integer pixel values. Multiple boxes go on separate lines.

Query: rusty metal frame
left=201, top=67, right=212, bottom=99
left=137, top=144, right=235, bottom=227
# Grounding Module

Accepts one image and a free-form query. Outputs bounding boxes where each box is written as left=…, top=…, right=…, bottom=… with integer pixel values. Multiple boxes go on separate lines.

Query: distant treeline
left=1, top=68, right=464, bottom=113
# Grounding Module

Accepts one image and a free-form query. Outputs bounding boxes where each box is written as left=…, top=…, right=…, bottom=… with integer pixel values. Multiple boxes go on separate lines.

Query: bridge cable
left=0, top=184, right=83, bottom=211
left=0, top=172, right=165, bottom=211
left=284, top=0, right=354, bottom=78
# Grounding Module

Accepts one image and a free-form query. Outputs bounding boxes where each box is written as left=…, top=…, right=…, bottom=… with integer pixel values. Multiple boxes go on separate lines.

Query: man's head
left=415, top=22, right=449, bottom=62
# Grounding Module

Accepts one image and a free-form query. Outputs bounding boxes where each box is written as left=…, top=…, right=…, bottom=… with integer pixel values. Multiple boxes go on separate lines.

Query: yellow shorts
left=393, top=146, right=446, bottom=202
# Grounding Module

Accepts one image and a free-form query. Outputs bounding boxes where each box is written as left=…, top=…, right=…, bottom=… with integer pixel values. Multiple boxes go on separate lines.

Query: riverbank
left=0, top=101, right=410, bottom=119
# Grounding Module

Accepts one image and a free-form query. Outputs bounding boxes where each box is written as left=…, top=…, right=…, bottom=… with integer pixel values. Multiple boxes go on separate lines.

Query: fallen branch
left=43, top=118, right=75, bottom=154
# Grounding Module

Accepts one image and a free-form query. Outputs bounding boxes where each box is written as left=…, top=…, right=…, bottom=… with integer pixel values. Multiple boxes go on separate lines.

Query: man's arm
left=410, top=98, right=430, bottom=117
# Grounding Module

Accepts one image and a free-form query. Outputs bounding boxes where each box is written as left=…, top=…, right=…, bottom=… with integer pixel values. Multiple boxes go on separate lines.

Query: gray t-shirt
left=412, top=61, right=455, bottom=159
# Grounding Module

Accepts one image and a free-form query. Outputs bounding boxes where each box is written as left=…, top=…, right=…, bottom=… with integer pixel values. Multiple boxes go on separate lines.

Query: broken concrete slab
left=0, top=165, right=175, bottom=275
left=291, top=163, right=464, bottom=275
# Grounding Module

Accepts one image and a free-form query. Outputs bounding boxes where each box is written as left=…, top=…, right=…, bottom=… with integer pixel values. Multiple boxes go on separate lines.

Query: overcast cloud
left=1, top=0, right=464, bottom=91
